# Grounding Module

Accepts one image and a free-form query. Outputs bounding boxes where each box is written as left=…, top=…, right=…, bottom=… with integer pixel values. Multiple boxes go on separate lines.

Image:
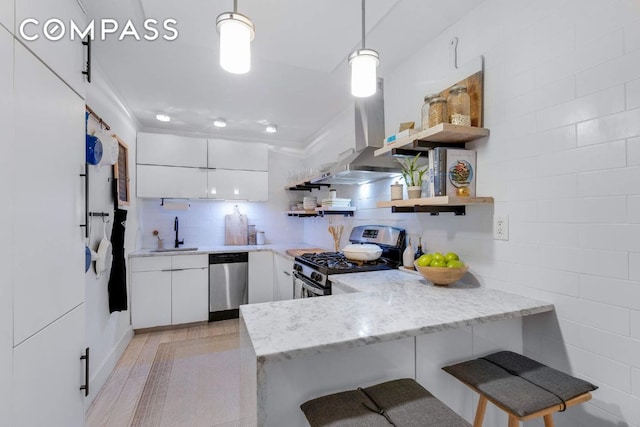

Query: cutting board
left=285, top=248, right=327, bottom=258
left=225, top=207, right=248, bottom=245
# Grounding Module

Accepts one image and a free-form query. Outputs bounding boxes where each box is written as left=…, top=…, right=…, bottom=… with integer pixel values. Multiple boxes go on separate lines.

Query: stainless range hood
left=311, top=79, right=402, bottom=185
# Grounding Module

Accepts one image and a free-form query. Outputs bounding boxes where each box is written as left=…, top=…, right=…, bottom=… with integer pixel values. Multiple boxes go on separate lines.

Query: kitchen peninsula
left=240, top=270, right=553, bottom=426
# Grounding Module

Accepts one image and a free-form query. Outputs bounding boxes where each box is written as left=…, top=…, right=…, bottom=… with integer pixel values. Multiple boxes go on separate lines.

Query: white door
left=209, top=169, right=269, bottom=201
left=12, top=42, right=85, bottom=345
left=137, top=133, right=207, bottom=167
left=131, top=270, right=172, bottom=329
left=15, top=0, right=87, bottom=96
left=137, top=164, right=208, bottom=199
left=248, top=251, right=274, bottom=304
left=13, top=304, right=85, bottom=427
left=0, top=25, right=13, bottom=420
left=172, top=268, right=209, bottom=325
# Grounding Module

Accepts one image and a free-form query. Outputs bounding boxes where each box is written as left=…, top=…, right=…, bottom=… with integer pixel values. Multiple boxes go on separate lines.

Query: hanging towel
left=108, top=208, right=128, bottom=313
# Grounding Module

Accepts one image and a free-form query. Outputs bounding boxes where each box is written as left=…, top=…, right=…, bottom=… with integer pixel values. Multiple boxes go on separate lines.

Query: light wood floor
left=85, top=319, right=240, bottom=427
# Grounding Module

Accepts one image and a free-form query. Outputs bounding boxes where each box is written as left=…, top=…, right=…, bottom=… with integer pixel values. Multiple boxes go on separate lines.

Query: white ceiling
left=84, top=0, right=485, bottom=148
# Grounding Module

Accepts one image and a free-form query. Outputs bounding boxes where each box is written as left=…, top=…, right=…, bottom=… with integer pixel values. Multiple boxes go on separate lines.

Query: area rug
left=131, top=333, right=240, bottom=427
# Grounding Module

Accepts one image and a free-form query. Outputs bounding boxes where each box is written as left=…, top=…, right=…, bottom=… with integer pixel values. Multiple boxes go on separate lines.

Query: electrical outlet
left=494, top=215, right=509, bottom=241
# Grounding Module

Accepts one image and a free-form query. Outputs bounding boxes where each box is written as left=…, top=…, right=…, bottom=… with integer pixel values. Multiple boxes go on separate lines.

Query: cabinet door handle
left=80, top=347, right=90, bottom=397
left=283, top=271, right=291, bottom=276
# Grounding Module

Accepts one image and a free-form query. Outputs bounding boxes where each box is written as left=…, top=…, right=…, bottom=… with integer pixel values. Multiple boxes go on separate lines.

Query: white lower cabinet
left=172, top=267, right=208, bottom=324
left=137, top=164, right=208, bottom=199
left=131, top=270, right=172, bottom=329
left=130, top=254, right=208, bottom=329
left=13, top=304, right=85, bottom=427
left=248, top=251, right=274, bottom=304
left=273, top=253, right=293, bottom=301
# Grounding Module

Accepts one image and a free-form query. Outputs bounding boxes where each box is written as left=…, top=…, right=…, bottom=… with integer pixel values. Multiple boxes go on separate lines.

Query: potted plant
left=397, top=154, right=428, bottom=199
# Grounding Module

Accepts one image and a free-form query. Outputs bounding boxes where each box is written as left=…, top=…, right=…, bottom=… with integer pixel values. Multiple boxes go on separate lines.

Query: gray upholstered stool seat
left=300, top=378, right=471, bottom=426
left=443, top=351, right=598, bottom=427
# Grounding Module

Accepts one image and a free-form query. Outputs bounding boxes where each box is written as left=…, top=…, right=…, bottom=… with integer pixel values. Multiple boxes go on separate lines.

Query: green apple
left=444, top=252, right=459, bottom=262
left=446, top=260, right=465, bottom=269
left=431, top=259, right=447, bottom=267
left=432, top=252, right=445, bottom=262
left=416, top=254, right=433, bottom=267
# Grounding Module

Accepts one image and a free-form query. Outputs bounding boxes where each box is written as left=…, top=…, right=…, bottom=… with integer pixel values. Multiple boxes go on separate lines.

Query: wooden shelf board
left=377, top=196, right=494, bottom=208
left=374, top=123, right=489, bottom=157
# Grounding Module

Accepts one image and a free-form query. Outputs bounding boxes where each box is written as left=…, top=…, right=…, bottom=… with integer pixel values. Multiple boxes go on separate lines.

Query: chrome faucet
left=174, top=216, right=184, bottom=248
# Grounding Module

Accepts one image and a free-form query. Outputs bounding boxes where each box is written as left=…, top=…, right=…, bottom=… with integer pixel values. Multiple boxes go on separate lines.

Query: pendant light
left=216, top=0, right=255, bottom=74
left=349, top=0, right=379, bottom=97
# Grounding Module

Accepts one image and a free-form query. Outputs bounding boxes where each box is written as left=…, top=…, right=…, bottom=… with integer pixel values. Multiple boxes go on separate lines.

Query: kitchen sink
left=151, top=247, right=199, bottom=253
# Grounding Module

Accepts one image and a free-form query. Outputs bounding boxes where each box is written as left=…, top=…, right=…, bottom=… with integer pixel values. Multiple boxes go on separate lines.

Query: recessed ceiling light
left=265, top=124, right=278, bottom=133
left=156, top=114, right=171, bottom=122
left=213, top=119, right=227, bottom=128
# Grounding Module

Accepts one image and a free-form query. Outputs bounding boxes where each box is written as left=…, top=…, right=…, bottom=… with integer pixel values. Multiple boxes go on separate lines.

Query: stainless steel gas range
left=293, top=225, right=406, bottom=298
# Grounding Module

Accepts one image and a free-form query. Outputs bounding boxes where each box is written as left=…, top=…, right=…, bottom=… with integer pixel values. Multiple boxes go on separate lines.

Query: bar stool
left=300, top=378, right=470, bottom=426
left=443, top=351, right=597, bottom=427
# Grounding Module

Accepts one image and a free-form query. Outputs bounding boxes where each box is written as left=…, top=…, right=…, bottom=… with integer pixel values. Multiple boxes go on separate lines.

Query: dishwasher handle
left=209, top=252, right=248, bottom=264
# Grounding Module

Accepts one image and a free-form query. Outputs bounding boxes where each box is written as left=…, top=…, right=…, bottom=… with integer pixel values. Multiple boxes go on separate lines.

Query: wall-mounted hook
left=449, top=37, right=459, bottom=70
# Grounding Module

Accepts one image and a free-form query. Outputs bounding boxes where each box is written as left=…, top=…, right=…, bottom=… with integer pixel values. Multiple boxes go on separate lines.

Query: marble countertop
left=240, top=270, right=553, bottom=362
left=129, top=243, right=323, bottom=260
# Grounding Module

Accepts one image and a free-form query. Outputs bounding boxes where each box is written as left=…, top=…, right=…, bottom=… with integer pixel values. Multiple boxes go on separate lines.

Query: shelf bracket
left=391, top=205, right=466, bottom=216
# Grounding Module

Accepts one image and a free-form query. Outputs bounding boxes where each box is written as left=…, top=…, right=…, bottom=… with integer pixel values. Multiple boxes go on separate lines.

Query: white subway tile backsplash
left=585, top=379, right=640, bottom=423
left=577, top=196, right=628, bottom=223
left=627, top=79, right=640, bottom=110
left=633, top=367, right=640, bottom=398
left=577, top=48, right=640, bottom=96
left=579, top=325, right=640, bottom=368
left=536, top=85, right=625, bottom=132
left=537, top=199, right=577, bottom=223
left=632, top=310, right=640, bottom=339
left=579, top=224, right=640, bottom=251
left=577, top=108, right=640, bottom=146
left=581, top=275, right=640, bottom=310
left=577, top=166, right=640, bottom=197
left=537, top=223, right=578, bottom=247
left=567, top=345, right=632, bottom=392
left=537, top=140, right=626, bottom=177
left=630, top=253, right=640, bottom=281
left=540, top=246, right=628, bottom=279
left=629, top=137, right=640, bottom=166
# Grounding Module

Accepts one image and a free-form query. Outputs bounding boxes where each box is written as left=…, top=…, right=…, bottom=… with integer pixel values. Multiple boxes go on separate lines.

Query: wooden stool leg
left=473, top=396, right=488, bottom=427
left=543, top=414, right=555, bottom=427
left=508, top=414, right=519, bottom=427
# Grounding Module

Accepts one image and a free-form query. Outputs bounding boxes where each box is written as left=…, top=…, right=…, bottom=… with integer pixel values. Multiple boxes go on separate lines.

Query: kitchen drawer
left=130, top=256, right=171, bottom=272
left=172, top=254, right=208, bottom=270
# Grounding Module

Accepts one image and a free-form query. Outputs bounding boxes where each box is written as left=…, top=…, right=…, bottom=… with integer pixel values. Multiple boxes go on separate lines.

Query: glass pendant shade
left=349, top=49, right=379, bottom=97
left=216, top=13, right=255, bottom=74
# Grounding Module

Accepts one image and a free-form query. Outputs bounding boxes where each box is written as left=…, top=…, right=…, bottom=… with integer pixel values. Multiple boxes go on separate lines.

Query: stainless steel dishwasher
left=209, top=252, right=248, bottom=321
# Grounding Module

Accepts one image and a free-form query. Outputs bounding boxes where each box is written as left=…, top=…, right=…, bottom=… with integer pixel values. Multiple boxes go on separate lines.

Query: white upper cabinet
left=208, top=139, right=268, bottom=171
left=208, top=169, right=269, bottom=201
left=137, top=164, right=208, bottom=199
left=137, top=133, right=207, bottom=168
left=15, top=0, right=87, bottom=97
left=13, top=42, right=85, bottom=345
left=0, top=0, right=13, bottom=33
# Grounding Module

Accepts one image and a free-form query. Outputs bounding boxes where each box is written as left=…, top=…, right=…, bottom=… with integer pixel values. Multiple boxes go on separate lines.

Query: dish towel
left=108, top=208, right=128, bottom=313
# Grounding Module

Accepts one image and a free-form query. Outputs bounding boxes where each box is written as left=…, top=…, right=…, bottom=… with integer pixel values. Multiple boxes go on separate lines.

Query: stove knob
left=294, top=264, right=303, bottom=272
left=311, top=272, right=321, bottom=282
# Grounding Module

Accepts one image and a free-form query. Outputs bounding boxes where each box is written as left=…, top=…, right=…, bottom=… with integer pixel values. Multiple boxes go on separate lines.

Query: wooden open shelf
left=377, top=196, right=493, bottom=216
left=287, top=207, right=356, bottom=218
left=374, top=123, right=489, bottom=157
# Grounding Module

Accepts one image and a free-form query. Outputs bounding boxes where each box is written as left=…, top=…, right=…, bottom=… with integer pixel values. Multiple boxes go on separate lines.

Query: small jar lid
left=423, top=93, right=440, bottom=103
left=449, top=84, right=468, bottom=94
left=429, top=96, right=447, bottom=104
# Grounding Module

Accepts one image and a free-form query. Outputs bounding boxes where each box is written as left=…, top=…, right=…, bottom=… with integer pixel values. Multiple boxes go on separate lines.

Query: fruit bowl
left=413, top=261, right=469, bottom=286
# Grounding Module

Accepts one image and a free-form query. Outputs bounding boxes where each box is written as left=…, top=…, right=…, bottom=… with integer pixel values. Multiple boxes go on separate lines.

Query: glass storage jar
left=421, top=93, right=440, bottom=130
left=447, top=85, right=471, bottom=126
left=428, top=97, right=448, bottom=128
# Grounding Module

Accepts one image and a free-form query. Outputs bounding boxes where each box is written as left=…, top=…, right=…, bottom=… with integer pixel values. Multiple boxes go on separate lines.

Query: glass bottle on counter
left=421, top=93, right=440, bottom=130
left=447, top=85, right=471, bottom=126
left=414, top=237, right=424, bottom=260
left=428, top=96, right=448, bottom=128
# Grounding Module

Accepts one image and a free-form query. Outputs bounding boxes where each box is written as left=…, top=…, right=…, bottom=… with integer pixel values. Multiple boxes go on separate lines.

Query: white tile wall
left=301, top=0, right=640, bottom=424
